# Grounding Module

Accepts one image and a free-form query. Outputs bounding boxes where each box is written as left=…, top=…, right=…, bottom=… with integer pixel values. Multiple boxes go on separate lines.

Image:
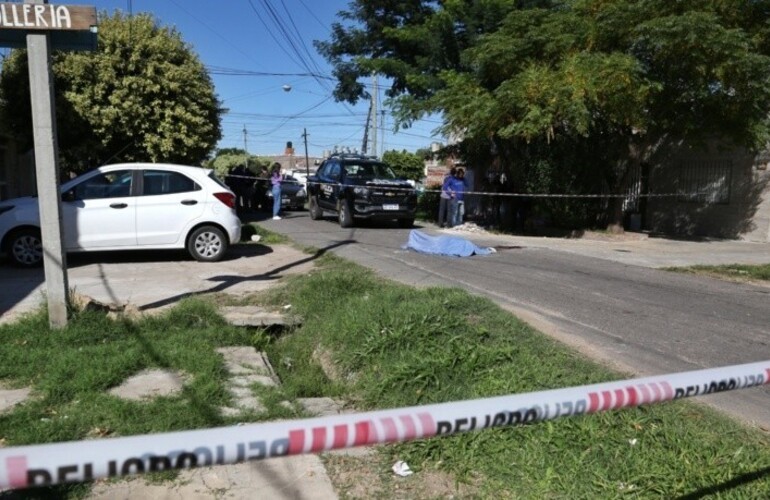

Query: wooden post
left=25, top=0, right=68, bottom=328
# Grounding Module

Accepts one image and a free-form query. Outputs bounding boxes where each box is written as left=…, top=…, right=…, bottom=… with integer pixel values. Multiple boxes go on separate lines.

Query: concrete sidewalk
left=454, top=227, right=770, bottom=269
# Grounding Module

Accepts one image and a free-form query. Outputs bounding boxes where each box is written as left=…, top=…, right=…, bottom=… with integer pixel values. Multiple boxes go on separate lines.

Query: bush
left=417, top=183, right=442, bottom=221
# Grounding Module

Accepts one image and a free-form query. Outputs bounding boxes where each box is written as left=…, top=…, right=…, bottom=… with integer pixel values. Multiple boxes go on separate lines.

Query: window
left=72, top=170, right=133, bottom=200
left=677, top=160, right=732, bottom=204
left=328, top=162, right=341, bottom=181
left=142, top=170, right=199, bottom=196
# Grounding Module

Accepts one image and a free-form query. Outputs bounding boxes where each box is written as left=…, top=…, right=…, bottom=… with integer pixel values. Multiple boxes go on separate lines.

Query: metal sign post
left=0, top=1, right=97, bottom=328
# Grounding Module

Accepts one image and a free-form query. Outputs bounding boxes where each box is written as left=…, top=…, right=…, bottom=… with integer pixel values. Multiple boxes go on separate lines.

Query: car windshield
left=344, top=162, right=396, bottom=180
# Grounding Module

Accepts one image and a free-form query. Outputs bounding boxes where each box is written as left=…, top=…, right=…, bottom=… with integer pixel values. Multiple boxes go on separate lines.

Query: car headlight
left=297, top=189, right=306, bottom=198
left=353, top=186, right=369, bottom=196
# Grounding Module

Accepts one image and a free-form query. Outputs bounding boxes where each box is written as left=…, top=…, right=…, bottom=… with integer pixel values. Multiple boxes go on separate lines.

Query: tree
left=382, top=149, right=424, bottom=180
left=318, top=1, right=770, bottom=231
left=205, top=149, right=269, bottom=178
left=0, top=11, right=223, bottom=174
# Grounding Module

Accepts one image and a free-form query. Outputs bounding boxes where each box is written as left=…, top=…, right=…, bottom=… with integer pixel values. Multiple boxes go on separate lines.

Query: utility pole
left=380, top=110, right=386, bottom=158
left=302, top=128, right=310, bottom=177
left=242, top=124, right=248, bottom=169
left=371, top=75, right=378, bottom=157
left=26, top=0, right=69, bottom=328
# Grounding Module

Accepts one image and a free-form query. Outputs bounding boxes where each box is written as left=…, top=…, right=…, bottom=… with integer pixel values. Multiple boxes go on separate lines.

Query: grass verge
left=665, top=263, right=770, bottom=283
left=1, top=252, right=768, bottom=498
left=267, top=254, right=770, bottom=498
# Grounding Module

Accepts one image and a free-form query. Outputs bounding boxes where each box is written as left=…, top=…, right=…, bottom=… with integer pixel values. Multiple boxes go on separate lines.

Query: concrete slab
left=221, top=305, right=301, bottom=327
left=216, top=347, right=278, bottom=382
left=87, top=454, right=337, bottom=500
left=0, top=387, right=31, bottom=414
left=108, top=369, right=188, bottom=401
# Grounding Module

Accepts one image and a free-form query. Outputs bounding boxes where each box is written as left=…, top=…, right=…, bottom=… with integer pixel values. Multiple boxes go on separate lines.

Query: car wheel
left=187, top=226, right=228, bottom=262
left=398, top=218, right=415, bottom=229
left=338, top=199, right=354, bottom=228
left=8, top=228, right=43, bottom=267
left=309, top=195, right=323, bottom=220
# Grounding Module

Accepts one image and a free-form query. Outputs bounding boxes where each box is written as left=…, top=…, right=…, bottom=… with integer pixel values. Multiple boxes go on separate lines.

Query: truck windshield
left=344, top=163, right=396, bottom=180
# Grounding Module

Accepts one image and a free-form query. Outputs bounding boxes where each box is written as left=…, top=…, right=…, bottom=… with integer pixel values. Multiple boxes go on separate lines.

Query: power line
left=167, top=0, right=267, bottom=71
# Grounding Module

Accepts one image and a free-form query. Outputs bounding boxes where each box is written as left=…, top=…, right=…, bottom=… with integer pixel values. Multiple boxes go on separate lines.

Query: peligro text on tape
left=1, top=361, right=767, bottom=490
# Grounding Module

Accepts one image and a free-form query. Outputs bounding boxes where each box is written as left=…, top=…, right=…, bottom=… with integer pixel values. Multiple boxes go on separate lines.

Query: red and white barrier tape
left=2, top=361, right=768, bottom=490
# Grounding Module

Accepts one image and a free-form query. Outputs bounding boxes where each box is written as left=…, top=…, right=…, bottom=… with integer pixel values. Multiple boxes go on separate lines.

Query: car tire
left=398, top=218, right=415, bottom=229
left=187, top=226, right=228, bottom=262
left=338, top=199, right=354, bottom=228
left=7, top=228, right=44, bottom=268
left=309, top=195, right=323, bottom=220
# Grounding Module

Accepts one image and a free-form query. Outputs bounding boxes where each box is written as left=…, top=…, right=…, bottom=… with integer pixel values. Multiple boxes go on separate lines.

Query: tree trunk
left=606, top=196, right=625, bottom=234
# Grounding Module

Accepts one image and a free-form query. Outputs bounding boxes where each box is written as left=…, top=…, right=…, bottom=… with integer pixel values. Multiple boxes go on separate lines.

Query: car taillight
left=213, top=192, right=236, bottom=209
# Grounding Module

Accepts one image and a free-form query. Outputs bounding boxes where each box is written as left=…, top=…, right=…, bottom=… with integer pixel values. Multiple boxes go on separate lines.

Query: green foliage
left=207, top=151, right=270, bottom=178
left=416, top=182, right=441, bottom=221
left=267, top=257, right=770, bottom=497
left=382, top=149, right=424, bottom=180
left=319, top=1, right=770, bottom=228
left=0, top=11, right=223, bottom=174
left=666, top=263, right=770, bottom=282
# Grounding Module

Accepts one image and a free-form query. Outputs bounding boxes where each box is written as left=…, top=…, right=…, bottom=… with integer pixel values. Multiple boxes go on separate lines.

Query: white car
left=0, top=163, right=242, bottom=267
left=288, top=168, right=316, bottom=190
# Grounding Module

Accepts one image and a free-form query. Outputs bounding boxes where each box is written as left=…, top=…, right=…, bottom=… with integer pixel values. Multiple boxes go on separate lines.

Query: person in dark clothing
left=437, top=167, right=456, bottom=228
left=253, top=165, right=270, bottom=211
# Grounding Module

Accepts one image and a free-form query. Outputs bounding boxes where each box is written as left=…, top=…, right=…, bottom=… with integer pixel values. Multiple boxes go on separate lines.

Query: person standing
left=437, top=167, right=456, bottom=228
left=270, top=163, right=282, bottom=220
left=448, top=167, right=467, bottom=228
left=254, top=165, right=269, bottom=212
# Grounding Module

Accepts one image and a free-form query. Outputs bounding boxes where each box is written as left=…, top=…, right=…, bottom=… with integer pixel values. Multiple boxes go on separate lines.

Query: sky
left=5, top=0, right=446, bottom=159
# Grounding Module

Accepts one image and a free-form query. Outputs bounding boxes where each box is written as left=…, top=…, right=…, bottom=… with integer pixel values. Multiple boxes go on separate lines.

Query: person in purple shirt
left=270, top=163, right=282, bottom=220
left=448, top=167, right=466, bottom=228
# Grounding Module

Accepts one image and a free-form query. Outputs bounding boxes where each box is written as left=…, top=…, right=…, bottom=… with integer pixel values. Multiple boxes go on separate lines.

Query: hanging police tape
left=1, top=360, right=768, bottom=490
left=223, top=173, right=698, bottom=199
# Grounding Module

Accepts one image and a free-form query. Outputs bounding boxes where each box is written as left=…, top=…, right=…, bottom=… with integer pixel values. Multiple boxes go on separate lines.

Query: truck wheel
left=309, top=195, right=323, bottom=220
left=8, top=228, right=43, bottom=267
left=188, top=225, right=228, bottom=262
left=339, top=200, right=354, bottom=228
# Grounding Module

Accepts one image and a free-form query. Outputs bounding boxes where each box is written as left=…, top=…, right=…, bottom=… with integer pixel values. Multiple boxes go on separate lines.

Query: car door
left=318, top=161, right=341, bottom=210
left=61, top=169, right=137, bottom=249
left=135, top=169, right=206, bottom=245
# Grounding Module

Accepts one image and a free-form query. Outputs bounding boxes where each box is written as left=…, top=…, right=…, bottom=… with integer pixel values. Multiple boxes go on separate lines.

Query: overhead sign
left=0, top=29, right=96, bottom=50
left=0, top=3, right=96, bottom=31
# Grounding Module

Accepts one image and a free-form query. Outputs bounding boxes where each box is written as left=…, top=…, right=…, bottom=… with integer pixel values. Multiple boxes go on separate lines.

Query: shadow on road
left=675, top=466, right=770, bottom=499
left=137, top=238, right=356, bottom=311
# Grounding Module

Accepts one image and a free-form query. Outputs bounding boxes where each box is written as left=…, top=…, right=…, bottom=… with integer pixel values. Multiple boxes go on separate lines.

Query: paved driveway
left=0, top=244, right=316, bottom=324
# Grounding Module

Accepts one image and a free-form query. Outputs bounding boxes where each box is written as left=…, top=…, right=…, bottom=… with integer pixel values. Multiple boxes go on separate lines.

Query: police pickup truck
left=307, top=153, right=417, bottom=228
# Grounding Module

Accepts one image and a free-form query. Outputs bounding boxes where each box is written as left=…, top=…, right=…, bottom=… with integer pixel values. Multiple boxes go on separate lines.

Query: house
left=644, top=142, right=770, bottom=242
left=424, top=137, right=770, bottom=242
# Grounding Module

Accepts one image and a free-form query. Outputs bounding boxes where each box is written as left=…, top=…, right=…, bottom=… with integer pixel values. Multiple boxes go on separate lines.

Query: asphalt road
left=260, top=211, right=770, bottom=430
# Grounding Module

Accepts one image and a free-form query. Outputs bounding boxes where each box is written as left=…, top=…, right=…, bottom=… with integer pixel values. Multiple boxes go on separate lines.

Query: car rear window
left=208, top=171, right=231, bottom=190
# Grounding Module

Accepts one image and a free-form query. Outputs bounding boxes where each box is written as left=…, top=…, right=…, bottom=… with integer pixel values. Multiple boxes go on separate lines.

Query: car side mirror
left=62, top=190, right=76, bottom=202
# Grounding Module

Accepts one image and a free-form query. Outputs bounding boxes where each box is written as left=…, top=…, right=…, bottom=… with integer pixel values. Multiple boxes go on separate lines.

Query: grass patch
left=0, top=299, right=282, bottom=446
left=2, top=253, right=769, bottom=497
left=665, top=263, right=770, bottom=283
left=240, top=222, right=289, bottom=245
left=267, top=256, right=770, bottom=498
